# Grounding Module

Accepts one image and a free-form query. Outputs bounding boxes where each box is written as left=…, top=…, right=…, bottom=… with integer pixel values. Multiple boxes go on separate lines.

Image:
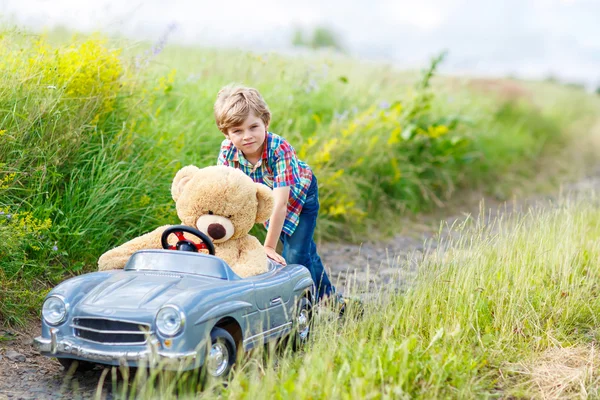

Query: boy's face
left=225, top=113, right=268, bottom=159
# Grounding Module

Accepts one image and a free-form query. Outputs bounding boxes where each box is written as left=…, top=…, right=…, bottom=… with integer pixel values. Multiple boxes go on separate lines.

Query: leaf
left=436, top=115, right=462, bottom=130
left=401, top=124, right=417, bottom=141
left=71, top=261, right=85, bottom=272
left=338, top=76, right=348, bottom=84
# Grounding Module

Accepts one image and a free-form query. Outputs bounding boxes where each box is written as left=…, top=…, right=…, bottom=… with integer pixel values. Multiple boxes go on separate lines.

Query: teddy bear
left=97, top=165, right=274, bottom=278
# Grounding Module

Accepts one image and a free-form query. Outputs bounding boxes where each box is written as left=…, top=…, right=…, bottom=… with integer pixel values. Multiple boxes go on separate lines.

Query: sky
left=1, top=0, right=599, bottom=89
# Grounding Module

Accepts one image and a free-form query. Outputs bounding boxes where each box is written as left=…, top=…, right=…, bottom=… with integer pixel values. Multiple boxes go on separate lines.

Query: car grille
left=72, top=318, right=151, bottom=344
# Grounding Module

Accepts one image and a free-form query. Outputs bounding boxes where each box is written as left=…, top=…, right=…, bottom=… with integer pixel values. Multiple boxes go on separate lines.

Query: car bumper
left=34, top=329, right=201, bottom=370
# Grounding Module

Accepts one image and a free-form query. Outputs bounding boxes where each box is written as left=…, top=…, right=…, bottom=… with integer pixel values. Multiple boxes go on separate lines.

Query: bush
left=292, top=26, right=344, bottom=51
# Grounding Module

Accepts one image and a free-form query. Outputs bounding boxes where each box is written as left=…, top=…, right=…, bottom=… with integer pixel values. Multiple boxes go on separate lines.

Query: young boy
left=214, top=84, right=337, bottom=303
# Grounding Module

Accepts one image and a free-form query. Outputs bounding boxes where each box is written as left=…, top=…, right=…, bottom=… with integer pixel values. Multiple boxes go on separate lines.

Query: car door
left=251, top=265, right=294, bottom=333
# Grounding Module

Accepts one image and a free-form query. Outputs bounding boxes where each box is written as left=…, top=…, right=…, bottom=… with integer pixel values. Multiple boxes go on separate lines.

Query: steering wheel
left=161, top=225, right=216, bottom=255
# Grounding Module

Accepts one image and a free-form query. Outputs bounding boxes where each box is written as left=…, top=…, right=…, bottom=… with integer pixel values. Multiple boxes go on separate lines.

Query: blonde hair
left=214, top=85, right=271, bottom=134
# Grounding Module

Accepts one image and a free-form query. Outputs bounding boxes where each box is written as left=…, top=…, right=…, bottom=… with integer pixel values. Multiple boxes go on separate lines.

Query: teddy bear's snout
left=208, top=223, right=226, bottom=240
left=196, top=214, right=234, bottom=243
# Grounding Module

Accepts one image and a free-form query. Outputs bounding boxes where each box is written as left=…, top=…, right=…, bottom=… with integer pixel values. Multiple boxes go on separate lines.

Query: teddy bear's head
left=170, top=165, right=273, bottom=243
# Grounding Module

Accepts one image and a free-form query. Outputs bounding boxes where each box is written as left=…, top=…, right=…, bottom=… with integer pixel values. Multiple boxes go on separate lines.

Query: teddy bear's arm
left=97, top=225, right=171, bottom=271
left=229, top=235, right=270, bottom=278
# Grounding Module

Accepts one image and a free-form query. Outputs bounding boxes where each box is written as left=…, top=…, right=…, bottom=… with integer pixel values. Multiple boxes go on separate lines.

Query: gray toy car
left=34, top=225, right=315, bottom=378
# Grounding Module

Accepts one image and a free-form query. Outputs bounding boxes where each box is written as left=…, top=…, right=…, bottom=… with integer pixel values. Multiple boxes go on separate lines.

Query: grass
left=108, top=192, right=600, bottom=399
left=0, top=25, right=600, bottom=327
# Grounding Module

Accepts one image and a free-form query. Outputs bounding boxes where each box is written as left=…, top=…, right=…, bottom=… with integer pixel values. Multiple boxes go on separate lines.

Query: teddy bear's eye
left=208, top=210, right=214, bottom=215
left=228, top=215, right=233, bottom=219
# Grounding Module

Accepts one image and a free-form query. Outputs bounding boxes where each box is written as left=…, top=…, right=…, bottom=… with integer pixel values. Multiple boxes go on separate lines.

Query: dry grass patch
left=503, top=345, right=600, bottom=399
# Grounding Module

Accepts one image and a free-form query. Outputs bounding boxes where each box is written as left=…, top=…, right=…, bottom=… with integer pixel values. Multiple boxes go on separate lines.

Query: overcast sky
left=2, top=0, right=599, bottom=88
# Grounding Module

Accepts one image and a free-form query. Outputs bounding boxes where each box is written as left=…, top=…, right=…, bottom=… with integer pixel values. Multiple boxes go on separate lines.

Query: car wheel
left=57, top=358, right=96, bottom=372
left=293, top=296, right=313, bottom=350
left=205, top=327, right=237, bottom=379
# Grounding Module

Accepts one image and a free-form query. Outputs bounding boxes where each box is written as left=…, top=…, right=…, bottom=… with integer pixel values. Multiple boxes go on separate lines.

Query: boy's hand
left=265, top=245, right=286, bottom=265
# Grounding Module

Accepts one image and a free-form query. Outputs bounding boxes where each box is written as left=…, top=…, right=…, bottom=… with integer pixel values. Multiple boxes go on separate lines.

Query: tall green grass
left=1, top=27, right=599, bottom=325
left=0, top=30, right=173, bottom=324
left=117, top=194, right=600, bottom=399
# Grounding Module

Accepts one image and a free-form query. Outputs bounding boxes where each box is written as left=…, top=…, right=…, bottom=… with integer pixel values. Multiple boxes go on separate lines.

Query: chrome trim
left=74, top=335, right=148, bottom=346
left=243, top=322, right=292, bottom=346
left=50, top=328, right=58, bottom=354
left=143, top=272, right=182, bottom=278
left=155, top=304, right=186, bottom=337
left=34, top=336, right=198, bottom=367
left=72, top=317, right=152, bottom=346
left=43, top=295, right=69, bottom=326
left=73, top=316, right=151, bottom=326
left=207, top=342, right=229, bottom=377
left=270, top=297, right=282, bottom=305
left=70, top=324, right=151, bottom=335
left=297, top=309, right=310, bottom=340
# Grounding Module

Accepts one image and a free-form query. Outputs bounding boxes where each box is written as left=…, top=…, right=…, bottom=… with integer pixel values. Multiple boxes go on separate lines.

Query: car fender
left=194, top=300, right=254, bottom=325
left=293, top=277, right=314, bottom=296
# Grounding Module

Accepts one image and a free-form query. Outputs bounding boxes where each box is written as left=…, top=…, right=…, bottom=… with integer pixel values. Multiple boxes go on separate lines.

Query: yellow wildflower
left=328, top=203, right=347, bottom=216
left=387, top=126, right=402, bottom=145
left=0, top=173, right=17, bottom=189
left=428, top=125, right=449, bottom=138
left=138, top=194, right=151, bottom=207
left=332, top=169, right=344, bottom=179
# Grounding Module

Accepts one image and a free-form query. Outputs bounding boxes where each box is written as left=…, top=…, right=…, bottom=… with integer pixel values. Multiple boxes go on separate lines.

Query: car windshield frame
left=124, top=250, right=240, bottom=280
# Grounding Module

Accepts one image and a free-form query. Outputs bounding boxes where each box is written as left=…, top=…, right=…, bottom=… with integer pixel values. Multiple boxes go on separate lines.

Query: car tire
left=57, top=357, right=96, bottom=372
left=205, top=327, right=237, bottom=379
left=292, top=296, right=313, bottom=350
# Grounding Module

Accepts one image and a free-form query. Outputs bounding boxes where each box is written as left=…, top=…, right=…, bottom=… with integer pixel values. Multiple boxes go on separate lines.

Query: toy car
left=34, top=225, right=315, bottom=378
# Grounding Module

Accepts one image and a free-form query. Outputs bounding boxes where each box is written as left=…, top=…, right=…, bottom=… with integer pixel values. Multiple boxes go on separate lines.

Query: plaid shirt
left=217, top=132, right=313, bottom=236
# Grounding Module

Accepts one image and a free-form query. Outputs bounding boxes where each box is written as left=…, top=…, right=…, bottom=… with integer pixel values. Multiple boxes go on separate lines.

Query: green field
left=113, top=194, right=600, bottom=399
left=1, top=26, right=599, bottom=330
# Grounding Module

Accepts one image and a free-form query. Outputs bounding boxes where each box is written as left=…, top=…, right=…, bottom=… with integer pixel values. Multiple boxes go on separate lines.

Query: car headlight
left=42, top=295, right=68, bottom=325
left=156, top=305, right=185, bottom=337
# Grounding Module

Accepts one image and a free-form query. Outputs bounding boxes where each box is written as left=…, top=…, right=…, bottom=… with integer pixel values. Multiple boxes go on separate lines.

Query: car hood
left=76, top=270, right=230, bottom=313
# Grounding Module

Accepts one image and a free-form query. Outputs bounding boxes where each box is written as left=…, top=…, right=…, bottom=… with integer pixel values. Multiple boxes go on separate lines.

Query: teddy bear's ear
left=171, top=165, right=201, bottom=202
left=255, top=183, right=274, bottom=223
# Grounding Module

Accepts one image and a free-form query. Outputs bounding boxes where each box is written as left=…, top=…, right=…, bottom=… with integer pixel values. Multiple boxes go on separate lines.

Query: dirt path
left=323, top=172, right=600, bottom=295
left=2, top=170, right=600, bottom=399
